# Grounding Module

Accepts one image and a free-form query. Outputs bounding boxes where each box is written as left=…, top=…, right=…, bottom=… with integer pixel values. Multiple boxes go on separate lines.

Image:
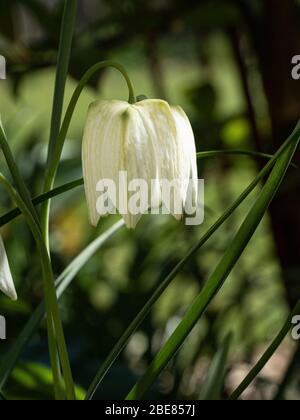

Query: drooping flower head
left=0, top=235, right=17, bottom=300
left=82, top=99, right=198, bottom=229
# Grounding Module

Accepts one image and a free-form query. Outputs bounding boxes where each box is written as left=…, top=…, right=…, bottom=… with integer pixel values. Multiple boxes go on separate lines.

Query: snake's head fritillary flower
left=82, top=99, right=198, bottom=229
left=0, top=235, right=17, bottom=300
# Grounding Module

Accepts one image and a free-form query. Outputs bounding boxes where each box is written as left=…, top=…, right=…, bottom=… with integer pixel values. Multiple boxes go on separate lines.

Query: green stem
left=85, top=125, right=300, bottom=400
left=43, top=0, right=77, bottom=252
left=47, top=0, right=77, bottom=166
left=0, top=121, right=40, bottom=226
left=197, top=149, right=298, bottom=168
left=41, top=61, right=136, bottom=246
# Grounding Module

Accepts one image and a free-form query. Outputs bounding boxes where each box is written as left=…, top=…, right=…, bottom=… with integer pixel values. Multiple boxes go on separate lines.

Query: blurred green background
left=0, top=0, right=300, bottom=400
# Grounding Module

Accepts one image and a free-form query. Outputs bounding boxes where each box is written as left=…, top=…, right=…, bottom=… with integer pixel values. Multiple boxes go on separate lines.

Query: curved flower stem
left=41, top=61, right=136, bottom=248
left=0, top=173, right=75, bottom=400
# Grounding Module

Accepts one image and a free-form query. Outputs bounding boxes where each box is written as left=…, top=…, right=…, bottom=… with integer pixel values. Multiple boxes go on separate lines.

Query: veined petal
left=82, top=100, right=130, bottom=226
left=120, top=100, right=178, bottom=227
left=0, top=235, right=17, bottom=301
left=171, top=106, right=198, bottom=211
left=132, top=100, right=186, bottom=219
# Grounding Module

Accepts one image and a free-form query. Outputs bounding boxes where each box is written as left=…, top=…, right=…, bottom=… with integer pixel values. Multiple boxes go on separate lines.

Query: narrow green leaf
left=197, top=149, right=298, bottom=168
left=199, top=333, right=232, bottom=400
left=47, top=0, right=77, bottom=164
left=125, top=129, right=300, bottom=400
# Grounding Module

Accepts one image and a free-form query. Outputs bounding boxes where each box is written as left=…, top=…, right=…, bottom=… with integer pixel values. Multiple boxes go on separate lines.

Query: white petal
left=0, top=235, right=17, bottom=301
left=121, top=100, right=176, bottom=227
left=171, top=106, right=198, bottom=212
left=133, top=100, right=186, bottom=219
left=82, top=100, right=130, bottom=226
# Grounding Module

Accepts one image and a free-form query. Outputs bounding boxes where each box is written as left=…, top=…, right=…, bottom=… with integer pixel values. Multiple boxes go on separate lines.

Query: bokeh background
left=0, top=0, right=300, bottom=400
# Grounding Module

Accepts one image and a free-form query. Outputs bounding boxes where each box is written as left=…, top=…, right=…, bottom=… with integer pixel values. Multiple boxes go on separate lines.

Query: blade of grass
left=0, top=220, right=124, bottom=392
left=229, top=299, right=300, bottom=400
left=125, top=130, right=300, bottom=400
left=199, top=333, right=232, bottom=400
left=46, top=0, right=77, bottom=166
left=0, top=120, right=39, bottom=226
left=85, top=124, right=300, bottom=400
left=197, top=150, right=298, bottom=168
left=42, top=0, right=77, bottom=254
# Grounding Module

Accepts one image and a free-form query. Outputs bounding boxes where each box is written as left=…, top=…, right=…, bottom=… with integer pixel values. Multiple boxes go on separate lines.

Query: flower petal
left=133, top=100, right=186, bottom=219
left=82, top=100, right=130, bottom=226
left=0, top=236, right=17, bottom=301
left=171, top=106, right=198, bottom=212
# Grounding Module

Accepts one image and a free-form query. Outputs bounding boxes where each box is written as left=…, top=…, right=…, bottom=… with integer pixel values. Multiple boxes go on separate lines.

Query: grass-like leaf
left=46, top=0, right=77, bottom=164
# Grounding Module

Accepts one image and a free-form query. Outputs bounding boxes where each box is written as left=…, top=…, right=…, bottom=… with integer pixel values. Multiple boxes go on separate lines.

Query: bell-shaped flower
left=0, top=235, right=17, bottom=300
left=82, top=99, right=198, bottom=229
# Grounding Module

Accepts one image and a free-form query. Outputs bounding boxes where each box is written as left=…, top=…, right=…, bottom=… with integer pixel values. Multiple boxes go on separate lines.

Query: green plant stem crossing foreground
left=124, top=129, right=300, bottom=400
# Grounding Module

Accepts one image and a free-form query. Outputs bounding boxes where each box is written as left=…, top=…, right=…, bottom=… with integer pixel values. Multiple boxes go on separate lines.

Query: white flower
left=82, top=99, right=198, bottom=229
left=0, top=235, right=17, bottom=300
